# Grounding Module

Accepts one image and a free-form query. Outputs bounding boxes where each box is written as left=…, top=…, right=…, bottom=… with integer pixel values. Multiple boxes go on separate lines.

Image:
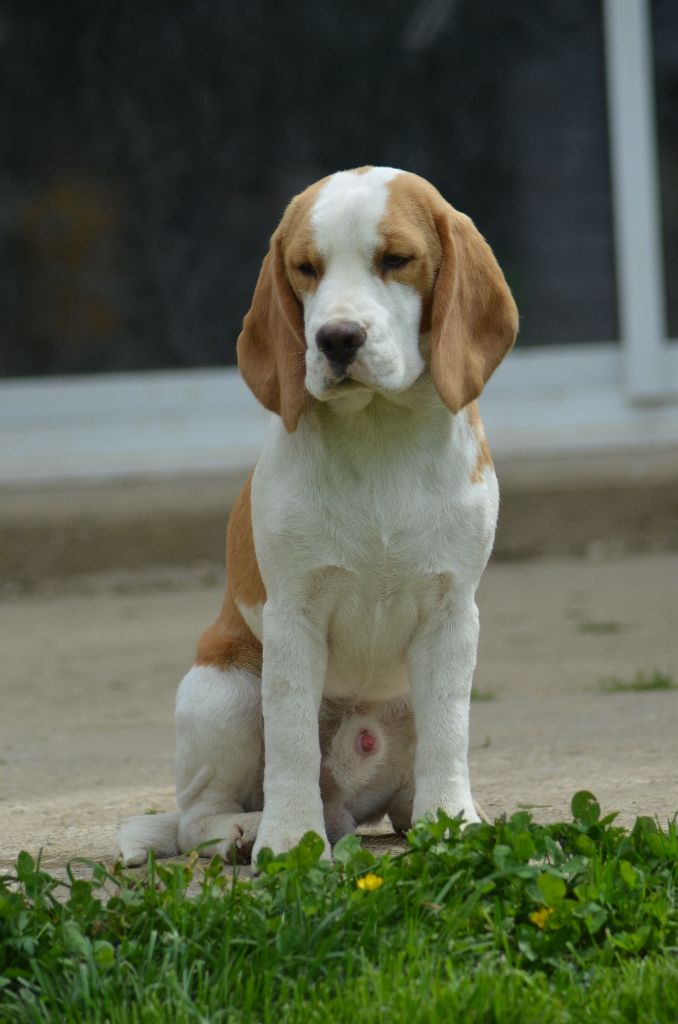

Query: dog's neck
left=302, top=371, right=460, bottom=475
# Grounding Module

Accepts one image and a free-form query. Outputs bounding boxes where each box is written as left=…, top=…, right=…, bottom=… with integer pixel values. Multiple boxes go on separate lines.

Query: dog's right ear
left=237, top=225, right=309, bottom=433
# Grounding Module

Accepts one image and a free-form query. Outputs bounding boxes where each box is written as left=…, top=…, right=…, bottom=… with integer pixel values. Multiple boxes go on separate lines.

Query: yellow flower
left=356, top=873, right=384, bottom=892
left=529, top=907, right=554, bottom=929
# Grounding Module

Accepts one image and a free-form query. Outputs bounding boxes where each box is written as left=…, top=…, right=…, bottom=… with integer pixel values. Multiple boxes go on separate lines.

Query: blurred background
left=2, top=0, right=676, bottom=374
left=0, top=0, right=627, bottom=375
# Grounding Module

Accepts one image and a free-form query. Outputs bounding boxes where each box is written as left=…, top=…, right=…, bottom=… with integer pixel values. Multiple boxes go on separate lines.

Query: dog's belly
left=325, top=659, right=409, bottom=702
left=322, top=579, right=419, bottom=701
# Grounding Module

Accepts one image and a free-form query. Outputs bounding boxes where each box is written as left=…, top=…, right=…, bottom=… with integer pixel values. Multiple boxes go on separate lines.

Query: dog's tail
left=116, top=811, right=180, bottom=867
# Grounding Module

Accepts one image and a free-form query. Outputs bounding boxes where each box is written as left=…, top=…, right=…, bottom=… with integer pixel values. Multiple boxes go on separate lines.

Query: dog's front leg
left=251, top=602, right=331, bottom=862
left=407, top=592, right=481, bottom=827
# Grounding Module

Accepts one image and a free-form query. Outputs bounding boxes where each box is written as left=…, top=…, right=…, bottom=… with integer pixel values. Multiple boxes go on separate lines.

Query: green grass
left=1, top=792, right=677, bottom=1023
left=577, top=621, right=624, bottom=635
left=599, top=670, right=676, bottom=693
left=470, top=688, right=496, bottom=702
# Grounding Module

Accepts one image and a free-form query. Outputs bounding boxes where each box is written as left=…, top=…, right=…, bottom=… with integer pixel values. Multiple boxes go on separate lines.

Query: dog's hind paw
left=115, top=811, right=180, bottom=866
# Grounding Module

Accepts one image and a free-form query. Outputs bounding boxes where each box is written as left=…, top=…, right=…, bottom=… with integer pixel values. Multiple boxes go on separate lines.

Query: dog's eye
left=297, top=262, right=317, bottom=277
left=382, top=254, right=411, bottom=270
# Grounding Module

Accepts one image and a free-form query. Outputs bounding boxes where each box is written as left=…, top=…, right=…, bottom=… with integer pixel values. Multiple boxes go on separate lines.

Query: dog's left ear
left=429, top=204, right=518, bottom=413
left=237, top=223, right=309, bottom=433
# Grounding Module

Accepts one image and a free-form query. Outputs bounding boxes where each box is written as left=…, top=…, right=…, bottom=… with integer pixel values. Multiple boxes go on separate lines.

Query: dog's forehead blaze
left=288, top=170, right=442, bottom=262
left=281, top=169, right=386, bottom=283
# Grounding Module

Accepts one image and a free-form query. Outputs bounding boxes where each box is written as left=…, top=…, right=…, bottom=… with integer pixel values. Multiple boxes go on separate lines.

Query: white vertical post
left=603, top=0, right=668, bottom=402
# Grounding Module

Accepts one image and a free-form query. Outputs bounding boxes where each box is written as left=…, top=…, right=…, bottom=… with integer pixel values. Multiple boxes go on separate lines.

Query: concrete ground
left=1, top=552, right=677, bottom=872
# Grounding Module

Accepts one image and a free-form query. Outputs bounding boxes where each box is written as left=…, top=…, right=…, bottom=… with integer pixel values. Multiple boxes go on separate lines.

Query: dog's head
left=237, top=167, right=518, bottom=431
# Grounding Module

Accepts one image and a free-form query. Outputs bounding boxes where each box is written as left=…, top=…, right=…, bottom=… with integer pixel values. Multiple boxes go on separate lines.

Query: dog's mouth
left=322, top=374, right=370, bottom=393
left=317, top=375, right=376, bottom=411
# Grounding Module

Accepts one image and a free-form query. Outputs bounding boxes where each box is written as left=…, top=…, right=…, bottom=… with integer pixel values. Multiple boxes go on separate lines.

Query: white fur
left=304, top=168, right=425, bottom=402
left=115, top=167, right=498, bottom=867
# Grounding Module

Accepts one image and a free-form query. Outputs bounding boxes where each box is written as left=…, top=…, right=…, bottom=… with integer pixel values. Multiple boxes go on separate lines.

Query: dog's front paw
left=460, top=805, right=482, bottom=828
left=251, top=814, right=331, bottom=866
left=212, top=811, right=262, bottom=864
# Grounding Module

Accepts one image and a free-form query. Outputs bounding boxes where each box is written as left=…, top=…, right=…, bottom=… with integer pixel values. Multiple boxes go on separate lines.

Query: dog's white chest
left=320, top=522, right=426, bottom=699
left=250, top=394, right=498, bottom=703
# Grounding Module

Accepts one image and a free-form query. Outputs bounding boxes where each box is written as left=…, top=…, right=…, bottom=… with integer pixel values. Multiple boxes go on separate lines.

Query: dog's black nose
left=316, top=320, right=366, bottom=371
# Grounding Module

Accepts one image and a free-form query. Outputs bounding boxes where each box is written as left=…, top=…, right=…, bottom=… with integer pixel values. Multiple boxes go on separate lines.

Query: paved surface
left=3, top=468, right=678, bottom=590
left=1, top=553, right=677, bottom=871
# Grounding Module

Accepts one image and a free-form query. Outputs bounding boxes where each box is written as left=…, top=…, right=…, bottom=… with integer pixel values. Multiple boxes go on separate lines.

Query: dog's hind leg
left=173, top=656, right=264, bottom=861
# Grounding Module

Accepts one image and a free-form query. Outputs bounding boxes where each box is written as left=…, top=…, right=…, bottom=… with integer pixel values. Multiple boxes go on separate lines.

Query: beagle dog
left=116, top=166, right=518, bottom=866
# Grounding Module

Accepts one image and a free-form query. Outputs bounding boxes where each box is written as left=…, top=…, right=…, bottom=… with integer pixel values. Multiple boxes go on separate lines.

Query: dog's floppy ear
left=429, top=204, right=518, bottom=413
left=237, top=224, right=309, bottom=433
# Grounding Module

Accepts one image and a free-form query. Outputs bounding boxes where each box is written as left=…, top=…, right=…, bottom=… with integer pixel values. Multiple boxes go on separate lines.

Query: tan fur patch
left=283, top=177, right=329, bottom=296
left=227, top=474, right=266, bottom=607
left=381, top=171, right=518, bottom=411
left=467, top=401, right=493, bottom=483
left=379, top=172, right=442, bottom=332
left=195, top=474, right=265, bottom=673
